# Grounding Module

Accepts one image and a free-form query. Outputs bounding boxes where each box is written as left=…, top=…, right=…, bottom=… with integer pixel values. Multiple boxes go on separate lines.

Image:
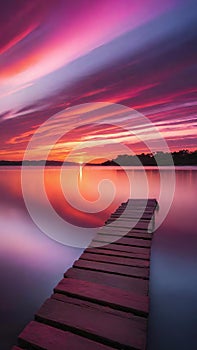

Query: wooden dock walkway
left=13, top=198, right=158, bottom=350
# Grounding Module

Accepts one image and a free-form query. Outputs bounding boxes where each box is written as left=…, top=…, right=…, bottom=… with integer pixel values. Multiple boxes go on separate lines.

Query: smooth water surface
left=0, top=166, right=196, bottom=349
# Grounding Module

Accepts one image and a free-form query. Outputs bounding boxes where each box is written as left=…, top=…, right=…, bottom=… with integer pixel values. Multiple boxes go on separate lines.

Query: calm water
left=0, top=166, right=197, bottom=349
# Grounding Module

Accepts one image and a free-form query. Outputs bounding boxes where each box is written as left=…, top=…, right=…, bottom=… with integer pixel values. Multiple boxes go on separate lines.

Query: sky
left=0, top=0, right=196, bottom=162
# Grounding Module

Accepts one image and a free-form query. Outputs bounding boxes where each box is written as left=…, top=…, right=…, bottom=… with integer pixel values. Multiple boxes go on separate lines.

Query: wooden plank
left=116, top=205, right=157, bottom=212
left=115, top=203, right=156, bottom=212
left=88, top=243, right=150, bottom=257
left=52, top=293, right=147, bottom=324
left=98, top=227, right=134, bottom=235
left=117, top=202, right=156, bottom=207
left=107, top=221, right=150, bottom=231
left=124, top=199, right=157, bottom=207
left=65, top=268, right=149, bottom=295
left=106, top=219, right=146, bottom=225
left=115, top=211, right=153, bottom=217
left=117, top=206, right=155, bottom=212
left=35, top=297, right=147, bottom=350
left=109, top=214, right=152, bottom=221
left=106, top=219, right=150, bottom=226
left=109, top=210, right=154, bottom=216
left=92, top=235, right=152, bottom=248
left=54, top=278, right=149, bottom=316
left=102, top=226, right=152, bottom=235
left=80, top=252, right=150, bottom=268
left=113, top=207, right=155, bottom=212
left=98, top=229, right=153, bottom=240
left=84, top=247, right=150, bottom=260
left=121, top=198, right=157, bottom=206
left=107, top=216, right=152, bottom=222
left=18, top=321, right=113, bottom=350
left=99, top=234, right=152, bottom=242
left=73, top=259, right=149, bottom=279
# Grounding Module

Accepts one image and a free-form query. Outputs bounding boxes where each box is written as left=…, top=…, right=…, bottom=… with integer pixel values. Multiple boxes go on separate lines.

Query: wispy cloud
left=0, top=0, right=196, bottom=160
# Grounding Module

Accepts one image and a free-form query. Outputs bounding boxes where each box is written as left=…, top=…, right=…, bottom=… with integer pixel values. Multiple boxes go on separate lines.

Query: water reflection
left=0, top=167, right=196, bottom=349
left=148, top=169, right=197, bottom=350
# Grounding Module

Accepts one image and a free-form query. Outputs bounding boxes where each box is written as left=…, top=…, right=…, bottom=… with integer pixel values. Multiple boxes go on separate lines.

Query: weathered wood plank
left=108, top=209, right=154, bottom=215
left=111, top=209, right=153, bottom=215
left=92, top=235, right=152, bottom=248
left=112, top=208, right=153, bottom=213
left=73, top=259, right=149, bottom=279
left=98, top=229, right=153, bottom=240
left=116, top=204, right=157, bottom=213
left=52, top=293, right=146, bottom=324
left=115, top=208, right=155, bottom=213
left=121, top=200, right=156, bottom=206
left=106, top=221, right=150, bottom=231
left=107, top=216, right=152, bottom=222
left=119, top=203, right=154, bottom=208
left=80, top=252, right=150, bottom=268
left=99, top=226, right=134, bottom=235
left=88, top=243, right=150, bottom=257
left=84, top=247, right=150, bottom=260
left=122, top=199, right=157, bottom=207
left=65, top=268, right=149, bottom=295
left=54, top=278, right=149, bottom=316
left=35, top=297, right=147, bottom=350
left=18, top=321, right=113, bottom=350
left=108, top=215, right=152, bottom=222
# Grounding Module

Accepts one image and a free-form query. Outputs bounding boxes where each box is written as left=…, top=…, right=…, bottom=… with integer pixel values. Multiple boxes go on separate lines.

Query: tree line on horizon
left=0, top=149, right=197, bottom=166
left=101, top=150, right=197, bottom=166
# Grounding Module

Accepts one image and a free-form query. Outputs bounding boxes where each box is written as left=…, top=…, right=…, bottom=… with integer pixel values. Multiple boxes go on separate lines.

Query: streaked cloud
left=0, top=0, right=196, bottom=161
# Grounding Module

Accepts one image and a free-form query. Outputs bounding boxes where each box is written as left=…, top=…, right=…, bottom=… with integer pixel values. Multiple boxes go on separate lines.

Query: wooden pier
left=13, top=198, right=158, bottom=350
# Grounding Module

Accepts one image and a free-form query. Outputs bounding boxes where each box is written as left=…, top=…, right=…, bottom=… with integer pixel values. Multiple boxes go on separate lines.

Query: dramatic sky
left=0, top=0, right=196, bottom=162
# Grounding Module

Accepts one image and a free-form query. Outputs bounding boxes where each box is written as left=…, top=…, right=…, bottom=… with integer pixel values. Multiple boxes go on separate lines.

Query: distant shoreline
left=1, top=150, right=197, bottom=166
left=0, top=163, right=197, bottom=167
